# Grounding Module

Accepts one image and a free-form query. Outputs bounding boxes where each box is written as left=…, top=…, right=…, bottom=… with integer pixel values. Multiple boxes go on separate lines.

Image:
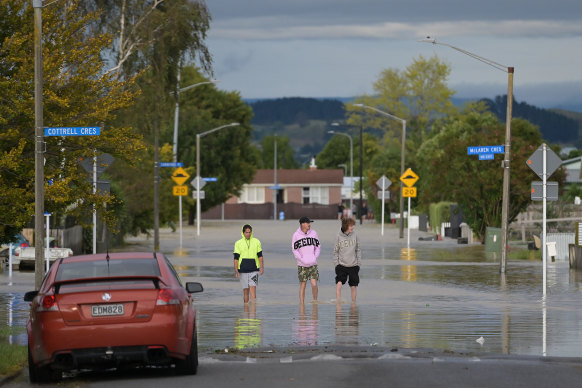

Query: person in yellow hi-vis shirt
left=234, top=224, right=264, bottom=303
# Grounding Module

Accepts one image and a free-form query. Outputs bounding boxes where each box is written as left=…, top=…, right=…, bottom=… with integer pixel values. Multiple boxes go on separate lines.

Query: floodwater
left=2, top=224, right=582, bottom=359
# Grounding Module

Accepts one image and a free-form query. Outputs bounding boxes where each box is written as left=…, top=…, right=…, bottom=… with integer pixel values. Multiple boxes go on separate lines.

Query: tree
left=0, top=0, right=143, bottom=243
left=416, top=103, right=566, bottom=241
left=80, top=0, right=212, bottom=80
left=260, top=135, right=299, bottom=169
left=347, top=55, right=457, bottom=169
left=107, top=66, right=259, bottom=230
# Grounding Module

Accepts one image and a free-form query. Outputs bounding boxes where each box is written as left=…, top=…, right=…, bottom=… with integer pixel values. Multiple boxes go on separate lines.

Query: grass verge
left=0, top=327, right=27, bottom=377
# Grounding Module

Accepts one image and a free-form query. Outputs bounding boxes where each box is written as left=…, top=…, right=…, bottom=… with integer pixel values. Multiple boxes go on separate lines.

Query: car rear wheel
left=28, top=345, right=62, bottom=383
left=175, top=330, right=198, bottom=375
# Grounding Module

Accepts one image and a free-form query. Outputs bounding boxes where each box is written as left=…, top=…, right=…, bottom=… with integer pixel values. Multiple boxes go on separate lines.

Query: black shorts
left=335, top=265, right=360, bottom=287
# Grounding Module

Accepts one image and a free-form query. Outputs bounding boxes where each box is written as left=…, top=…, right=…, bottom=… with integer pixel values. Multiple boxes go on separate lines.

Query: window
left=239, top=186, right=265, bottom=203
left=302, top=186, right=329, bottom=205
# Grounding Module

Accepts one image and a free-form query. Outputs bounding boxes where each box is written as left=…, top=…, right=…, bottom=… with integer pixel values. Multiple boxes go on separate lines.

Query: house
left=203, top=167, right=344, bottom=220
left=562, top=156, right=582, bottom=184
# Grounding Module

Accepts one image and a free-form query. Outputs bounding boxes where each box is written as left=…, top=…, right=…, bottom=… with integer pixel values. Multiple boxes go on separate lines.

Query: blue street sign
left=467, top=145, right=504, bottom=155
left=269, top=185, right=283, bottom=190
left=160, top=162, right=183, bottom=168
left=479, top=154, right=494, bottom=160
left=203, top=177, right=218, bottom=182
left=44, top=127, right=101, bottom=136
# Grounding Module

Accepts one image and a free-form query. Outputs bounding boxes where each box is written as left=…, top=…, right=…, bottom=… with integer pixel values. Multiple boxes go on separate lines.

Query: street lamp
left=352, top=104, right=407, bottom=239
left=172, top=72, right=219, bottom=162
left=328, top=127, right=353, bottom=218
left=196, top=122, right=240, bottom=236
left=420, top=37, right=514, bottom=273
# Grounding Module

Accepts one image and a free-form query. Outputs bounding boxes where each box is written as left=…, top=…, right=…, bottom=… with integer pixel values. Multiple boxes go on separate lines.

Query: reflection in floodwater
left=400, top=248, right=417, bottom=282
left=335, top=303, right=359, bottom=345
left=0, top=292, right=28, bottom=346
left=234, top=303, right=262, bottom=349
left=292, top=304, right=319, bottom=346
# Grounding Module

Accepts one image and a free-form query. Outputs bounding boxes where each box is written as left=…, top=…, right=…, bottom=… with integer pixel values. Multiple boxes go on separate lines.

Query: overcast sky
left=205, top=0, right=582, bottom=108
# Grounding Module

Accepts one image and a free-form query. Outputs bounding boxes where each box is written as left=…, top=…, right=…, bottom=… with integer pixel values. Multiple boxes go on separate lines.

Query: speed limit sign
left=173, top=185, right=188, bottom=196
left=402, top=187, right=417, bottom=198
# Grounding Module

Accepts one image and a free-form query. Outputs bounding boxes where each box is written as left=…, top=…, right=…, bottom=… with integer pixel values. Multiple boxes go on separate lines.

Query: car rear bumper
left=51, top=345, right=173, bottom=371
left=30, top=317, right=193, bottom=367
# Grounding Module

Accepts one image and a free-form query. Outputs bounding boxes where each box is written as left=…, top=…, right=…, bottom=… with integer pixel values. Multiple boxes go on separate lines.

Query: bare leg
left=310, top=278, right=318, bottom=301
left=350, top=286, right=357, bottom=303
left=243, top=288, right=250, bottom=303
left=336, top=282, right=342, bottom=302
left=249, top=286, right=257, bottom=301
left=299, top=281, right=307, bottom=304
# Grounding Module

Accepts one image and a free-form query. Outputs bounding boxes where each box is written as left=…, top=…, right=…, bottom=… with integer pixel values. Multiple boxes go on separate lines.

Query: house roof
left=252, top=169, right=343, bottom=185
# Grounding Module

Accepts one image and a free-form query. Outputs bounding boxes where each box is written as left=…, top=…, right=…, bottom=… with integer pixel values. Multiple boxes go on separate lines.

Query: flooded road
left=2, top=221, right=582, bottom=360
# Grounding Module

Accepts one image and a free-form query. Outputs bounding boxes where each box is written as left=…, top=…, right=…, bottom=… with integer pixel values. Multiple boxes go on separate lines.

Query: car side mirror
left=24, top=290, right=38, bottom=302
left=185, top=282, right=203, bottom=293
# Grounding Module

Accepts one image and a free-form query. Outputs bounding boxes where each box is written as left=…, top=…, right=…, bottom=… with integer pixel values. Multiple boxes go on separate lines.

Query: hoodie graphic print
left=292, top=227, right=320, bottom=267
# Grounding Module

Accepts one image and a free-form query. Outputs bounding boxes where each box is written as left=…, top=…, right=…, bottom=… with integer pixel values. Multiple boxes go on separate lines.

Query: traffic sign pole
left=407, top=196, right=411, bottom=249
left=543, top=144, right=547, bottom=297
left=382, top=190, right=386, bottom=236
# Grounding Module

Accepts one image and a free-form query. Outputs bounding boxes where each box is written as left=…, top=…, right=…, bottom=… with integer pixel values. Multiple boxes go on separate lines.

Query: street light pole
left=328, top=127, right=353, bottom=218
left=172, top=73, right=219, bottom=163
left=170, top=68, right=218, bottom=252
left=359, top=125, right=363, bottom=225
left=353, top=104, right=406, bottom=238
left=421, top=37, right=513, bottom=273
left=196, top=123, right=240, bottom=236
left=33, top=0, right=45, bottom=289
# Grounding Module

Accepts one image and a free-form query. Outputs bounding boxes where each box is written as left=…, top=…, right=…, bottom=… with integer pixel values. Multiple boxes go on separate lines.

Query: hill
left=247, top=96, right=581, bottom=163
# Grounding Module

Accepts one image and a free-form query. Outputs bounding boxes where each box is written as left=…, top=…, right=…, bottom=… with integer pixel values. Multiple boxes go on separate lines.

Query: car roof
left=60, top=252, right=161, bottom=264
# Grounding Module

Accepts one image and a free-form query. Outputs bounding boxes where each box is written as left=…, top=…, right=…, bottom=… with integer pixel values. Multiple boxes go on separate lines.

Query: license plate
left=92, top=304, right=124, bottom=317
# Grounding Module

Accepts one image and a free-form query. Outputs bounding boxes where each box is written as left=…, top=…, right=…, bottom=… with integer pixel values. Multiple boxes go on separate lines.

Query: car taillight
left=37, top=295, right=58, bottom=312
left=156, top=289, right=179, bottom=305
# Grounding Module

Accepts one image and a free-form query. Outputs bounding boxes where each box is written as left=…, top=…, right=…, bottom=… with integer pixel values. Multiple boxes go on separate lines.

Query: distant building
left=562, top=156, right=582, bottom=184
left=204, top=168, right=344, bottom=220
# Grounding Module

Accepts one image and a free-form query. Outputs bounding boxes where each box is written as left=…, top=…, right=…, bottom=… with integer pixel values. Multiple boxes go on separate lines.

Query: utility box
left=485, top=227, right=502, bottom=253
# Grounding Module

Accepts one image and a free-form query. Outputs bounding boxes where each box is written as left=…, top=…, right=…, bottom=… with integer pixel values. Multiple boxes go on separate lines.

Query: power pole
left=33, top=0, right=45, bottom=289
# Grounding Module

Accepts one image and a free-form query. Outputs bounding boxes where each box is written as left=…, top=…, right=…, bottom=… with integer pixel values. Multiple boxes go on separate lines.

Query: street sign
left=269, top=185, right=283, bottom=190
left=79, top=153, right=114, bottom=178
left=376, top=175, right=391, bottom=191
left=467, top=145, right=504, bottom=155
left=44, top=126, right=101, bottom=136
left=479, top=154, right=494, bottom=160
left=400, top=168, right=419, bottom=188
left=526, top=145, right=562, bottom=179
left=204, top=177, right=218, bottom=182
left=172, top=167, right=190, bottom=186
left=377, top=191, right=390, bottom=200
left=192, top=190, right=205, bottom=199
left=191, top=176, right=206, bottom=190
left=402, top=187, right=417, bottom=198
left=160, top=162, right=183, bottom=168
left=531, top=181, right=558, bottom=201
left=173, top=186, right=188, bottom=196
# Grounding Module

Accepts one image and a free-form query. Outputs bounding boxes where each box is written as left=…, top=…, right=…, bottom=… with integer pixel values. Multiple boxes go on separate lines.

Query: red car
left=24, top=252, right=203, bottom=383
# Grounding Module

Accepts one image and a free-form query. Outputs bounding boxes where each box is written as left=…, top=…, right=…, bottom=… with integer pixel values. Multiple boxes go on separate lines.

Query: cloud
left=210, top=19, right=582, bottom=41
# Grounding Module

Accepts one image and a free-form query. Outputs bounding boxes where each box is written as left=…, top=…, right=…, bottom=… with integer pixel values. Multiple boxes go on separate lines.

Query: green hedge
left=429, top=202, right=454, bottom=234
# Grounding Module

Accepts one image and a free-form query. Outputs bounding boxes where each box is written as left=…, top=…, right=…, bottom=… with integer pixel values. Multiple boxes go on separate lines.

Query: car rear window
left=58, top=279, right=157, bottom=294
left=55, top=259, right=161, bottom=282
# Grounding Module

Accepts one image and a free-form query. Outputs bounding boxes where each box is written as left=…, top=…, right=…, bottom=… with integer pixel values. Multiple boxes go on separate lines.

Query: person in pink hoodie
left=292, top=216, right=321, bottom=304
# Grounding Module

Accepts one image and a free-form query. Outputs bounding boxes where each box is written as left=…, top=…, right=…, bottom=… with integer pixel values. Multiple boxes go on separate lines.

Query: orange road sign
left=402, top=187, right=417, bottom=197
left=173, top=185, right=188, bottom=196
left=400, top=168, right=419, bottom=187
left=172, top=167, right=190, bottom=186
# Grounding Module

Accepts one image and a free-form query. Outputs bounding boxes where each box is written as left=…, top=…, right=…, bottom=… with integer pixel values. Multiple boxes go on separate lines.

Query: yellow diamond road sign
left=400, top=168, right=419, bottom=187
left=171, top=167, right=190, bottom=186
